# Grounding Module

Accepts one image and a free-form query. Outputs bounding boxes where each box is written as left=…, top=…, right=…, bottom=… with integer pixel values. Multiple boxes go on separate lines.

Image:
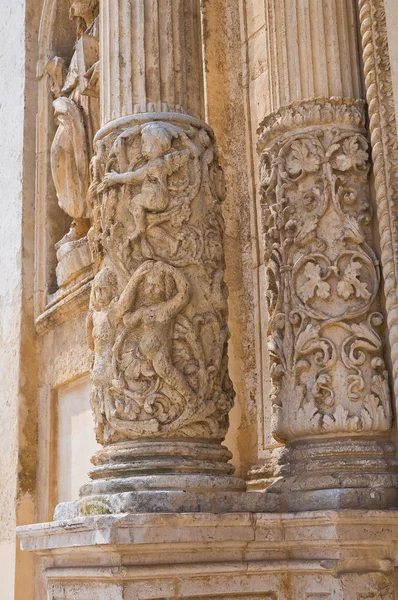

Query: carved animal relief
left=87, top=119, right=233, bottom=444
left=259, top=100, right=392, bottom=441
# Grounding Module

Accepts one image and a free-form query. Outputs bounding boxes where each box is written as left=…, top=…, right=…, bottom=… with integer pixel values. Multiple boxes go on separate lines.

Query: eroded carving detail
left=87, top=118, right=233, bottom=444
left=47, top=0, right=100, bottom=289
left=259, top=99, right=391, bottom=441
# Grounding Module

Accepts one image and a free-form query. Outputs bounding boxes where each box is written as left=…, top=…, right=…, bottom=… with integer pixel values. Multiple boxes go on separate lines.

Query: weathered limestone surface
left=52, top=0, right=277, bottom=519
left=248, top=0, right=398, bottom=511
left=0, top=1, right=37, bottom=599
left=9, top=0, right=398, bottom=599
left=18, top=511, right=398, bottom=600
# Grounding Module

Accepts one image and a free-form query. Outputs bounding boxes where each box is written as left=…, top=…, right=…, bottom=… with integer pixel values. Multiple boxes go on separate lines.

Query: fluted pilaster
left=265, top=0, right=363, bottom=109
left=100, top=0, right=204, bottom=124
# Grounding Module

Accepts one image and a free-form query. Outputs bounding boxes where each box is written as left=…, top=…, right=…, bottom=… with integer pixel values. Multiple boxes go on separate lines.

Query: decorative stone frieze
left=86, top=116, right=231, bottom=446
left=258, top=97, right=391, bottom=442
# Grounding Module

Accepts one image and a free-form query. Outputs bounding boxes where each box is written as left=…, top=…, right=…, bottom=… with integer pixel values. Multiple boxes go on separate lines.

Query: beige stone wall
left=235, top=0, right=274, bottom=463
left=0, top=1, right=37, bottom=598
left=202, top=0, right=265, bottom=477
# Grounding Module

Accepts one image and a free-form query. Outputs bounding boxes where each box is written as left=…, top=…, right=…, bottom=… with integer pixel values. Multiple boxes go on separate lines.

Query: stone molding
left=257, top=97, right=366, bottom=150
left=17, top=509, right=398, bottom=561
left=359, top=0, right=398, bottom=405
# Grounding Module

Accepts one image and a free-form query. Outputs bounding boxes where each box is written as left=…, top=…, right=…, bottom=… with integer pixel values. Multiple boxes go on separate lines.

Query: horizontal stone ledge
left=17, top=510, right=398, bottom=554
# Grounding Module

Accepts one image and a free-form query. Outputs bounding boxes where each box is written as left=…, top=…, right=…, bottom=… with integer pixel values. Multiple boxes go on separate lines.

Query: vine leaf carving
left=337, top=261, right=371, bottom=300
left=286, top=140, right=321, bottom=175
left=259, top=101, right=391, bottom=441
left=332, top=137, right=368, bottom=171
left=299, top=262, right=331, bottom=302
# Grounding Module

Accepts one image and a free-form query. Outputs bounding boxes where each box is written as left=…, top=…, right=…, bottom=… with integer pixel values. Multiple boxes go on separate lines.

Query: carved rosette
left=87, top=115, right=233, bottom=446
left=258, top=98, right=392, bottom=442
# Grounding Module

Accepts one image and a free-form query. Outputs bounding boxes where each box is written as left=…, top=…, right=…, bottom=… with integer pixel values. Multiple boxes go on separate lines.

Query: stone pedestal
left=17, top=511, right=398, bottom=600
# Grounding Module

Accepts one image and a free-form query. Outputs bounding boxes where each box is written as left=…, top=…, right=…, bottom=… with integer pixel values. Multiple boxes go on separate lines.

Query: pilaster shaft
left=100, top=0, right=204, bottom=124
left=255, top=0, right=397, bottom=510
left=265, top=0, right=363, bottom=109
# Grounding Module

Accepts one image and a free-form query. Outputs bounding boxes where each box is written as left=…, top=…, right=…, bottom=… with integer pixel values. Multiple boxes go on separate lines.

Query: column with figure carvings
left=54, top=0, right=278, bottom=517
left=251, top=0, right=398, bottom=510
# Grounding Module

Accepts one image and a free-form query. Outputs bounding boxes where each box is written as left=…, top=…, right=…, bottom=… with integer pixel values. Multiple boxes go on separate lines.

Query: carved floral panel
left=260, top=108, right=392, bottom=441
left=87, top=118, right=234, bottom=444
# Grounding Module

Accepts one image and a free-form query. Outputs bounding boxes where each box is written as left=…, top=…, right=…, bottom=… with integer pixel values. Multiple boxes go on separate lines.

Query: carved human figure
left=112, top=260, right=193, bottom=404
left=86, top=267, right=118, bottom=441
left=87, top=260, right=195, bottom=440
left=48, top=0, right=100, bottom=250
left=99, top=123, right=191, bottom=244
left=87, top=120, right=233, bottom=443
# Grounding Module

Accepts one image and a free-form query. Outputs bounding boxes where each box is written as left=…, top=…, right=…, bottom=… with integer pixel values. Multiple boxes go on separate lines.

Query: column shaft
left=265, top=0, right=363, bottom=109
left=256, top=0, right=397, bottom=510
left=100, top=0, right=204, bottom=123
left=54, top=0, right=279, bottom=518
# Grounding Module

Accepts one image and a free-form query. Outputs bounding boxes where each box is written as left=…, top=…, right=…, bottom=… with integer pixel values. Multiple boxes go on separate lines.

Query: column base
left=54, top=440, right=280, bottom=518
left=54, top=488, right=280, bottom=519
left=251, top=439, right=398, bottom=511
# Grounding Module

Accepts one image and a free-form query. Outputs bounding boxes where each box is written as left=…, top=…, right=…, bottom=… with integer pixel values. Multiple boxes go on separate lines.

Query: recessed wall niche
left=35, top=0, right=97, bottom=332
left=53, top=377, right=100, bottom=509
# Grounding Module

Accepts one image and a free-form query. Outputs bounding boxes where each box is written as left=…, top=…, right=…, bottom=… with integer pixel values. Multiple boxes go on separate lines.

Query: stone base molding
left=17, top=511, right=398, bottom=600
left=250, top=440, right=398, bottom=512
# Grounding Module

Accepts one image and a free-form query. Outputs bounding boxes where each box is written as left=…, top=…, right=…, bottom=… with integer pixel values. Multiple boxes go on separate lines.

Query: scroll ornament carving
left=259, top=100, right=392, bottom=442
left=46, top=0, right=100, bottom=289
left=87, top=119, right=233, bottom=445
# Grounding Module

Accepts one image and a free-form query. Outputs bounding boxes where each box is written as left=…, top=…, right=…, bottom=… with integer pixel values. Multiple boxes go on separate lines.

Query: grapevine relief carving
left=260, top=101, right=392, bottom=441
left=87, top=119, right=233, bottom=444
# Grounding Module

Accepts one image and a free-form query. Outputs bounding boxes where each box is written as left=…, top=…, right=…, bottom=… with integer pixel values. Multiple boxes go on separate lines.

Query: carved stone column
left=54, top=0, right=278, bottom=518
left=254, top=0, right=398, bottom=510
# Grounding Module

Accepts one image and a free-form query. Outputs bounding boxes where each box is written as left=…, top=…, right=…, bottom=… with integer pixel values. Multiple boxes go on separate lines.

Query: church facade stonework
left=1, top=0, right=398, bottom=598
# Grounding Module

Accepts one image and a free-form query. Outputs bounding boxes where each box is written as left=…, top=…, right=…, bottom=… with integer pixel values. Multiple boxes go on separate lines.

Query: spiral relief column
left=54, top=0, right=278, bottom=518
left=255, top=0, right=398, bottom=510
